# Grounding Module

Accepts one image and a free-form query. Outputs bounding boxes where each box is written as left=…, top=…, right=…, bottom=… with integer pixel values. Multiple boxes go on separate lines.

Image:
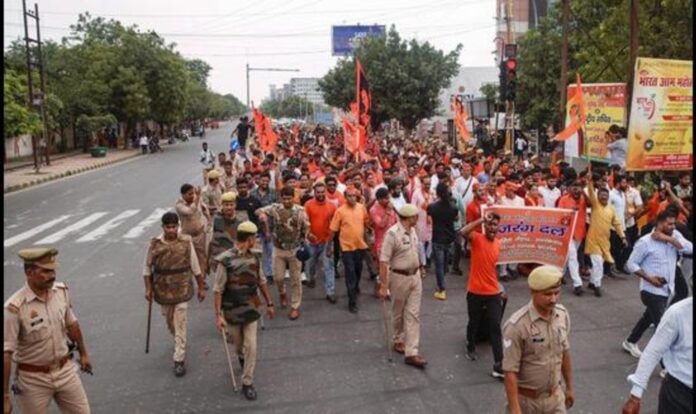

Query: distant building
left=494, top=0, right=555, bottom=64
left=436, top=66, right=499, bottom=121
left=269, top=78, right=325, bottom=105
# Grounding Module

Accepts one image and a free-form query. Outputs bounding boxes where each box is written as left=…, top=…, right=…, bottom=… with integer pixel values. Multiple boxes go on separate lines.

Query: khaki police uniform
left=502, top=301, right=571, bottom=414
left=380, top=221, right=423, bottom=357
left=4, top=248, right=90, bottom=414
left=143, top=234, right=202, bottom=362
left=175, top=197, right=208, bottom=273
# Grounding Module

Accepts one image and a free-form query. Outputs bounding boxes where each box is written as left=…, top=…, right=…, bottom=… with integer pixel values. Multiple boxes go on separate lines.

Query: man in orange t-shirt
left=329, top=188, right=371, bottom=313
left=557, top=180, right=589, bottom=295
left=304, top=182, right=338, bottom=303
left=459, top=212, right=505, bottom=379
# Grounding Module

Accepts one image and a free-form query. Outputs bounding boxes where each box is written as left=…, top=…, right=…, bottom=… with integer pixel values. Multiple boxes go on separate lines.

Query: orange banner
left=554, top=73, right=587, bottom=142
left=451, top=96, right=470, bottom=142
left=480, top=206, right=577, bottom=268
left=252, top=106, right=278, bottom=153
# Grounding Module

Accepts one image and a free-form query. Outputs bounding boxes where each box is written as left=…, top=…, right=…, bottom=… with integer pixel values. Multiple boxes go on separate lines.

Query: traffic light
left=505, top=58, right=517, bottom=102
left=499, top=59, right=508, bottom=102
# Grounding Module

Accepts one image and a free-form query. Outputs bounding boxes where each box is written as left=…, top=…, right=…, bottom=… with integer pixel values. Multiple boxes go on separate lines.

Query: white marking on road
left=34, top=213, right=108, bottom=244
left=4, top=215, right=72, bottom=247
left=75, top=210, right=140, bottom=242
left=122, top=208, right=168, bottom=239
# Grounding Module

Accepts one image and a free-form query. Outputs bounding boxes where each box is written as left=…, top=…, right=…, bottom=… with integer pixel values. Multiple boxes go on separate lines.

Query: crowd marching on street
left=4, top=116, right=693, bottom=414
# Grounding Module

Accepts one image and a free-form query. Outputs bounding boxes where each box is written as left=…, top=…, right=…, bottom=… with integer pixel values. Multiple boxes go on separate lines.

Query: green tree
left=260, top=95, right=315, bottom=119
left=3, top=69, right=42, bottom=138
left=319, top=26, right=461, bottom=131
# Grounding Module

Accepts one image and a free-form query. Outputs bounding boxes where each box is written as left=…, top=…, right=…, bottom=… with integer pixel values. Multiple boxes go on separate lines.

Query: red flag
left=554, top=73, right=587, bottom=142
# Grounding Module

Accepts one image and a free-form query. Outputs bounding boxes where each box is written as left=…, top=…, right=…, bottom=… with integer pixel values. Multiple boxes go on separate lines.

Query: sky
left=4, top=0, right=497, bottom=105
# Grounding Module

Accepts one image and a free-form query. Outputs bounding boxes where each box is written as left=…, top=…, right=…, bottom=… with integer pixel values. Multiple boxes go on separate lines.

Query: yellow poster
left=626, top=58, right=693, bottom=171
left=564, top=83, right=627, bottom=161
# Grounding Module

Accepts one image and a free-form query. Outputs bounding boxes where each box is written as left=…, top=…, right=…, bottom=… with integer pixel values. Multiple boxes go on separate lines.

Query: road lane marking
left=4, top=215, right=72, bottom=247
left=34, top=213, right=108, bottom=244
left=76, top=210, right=140, bottom=242
left=122, top=208, right=168, bottom=239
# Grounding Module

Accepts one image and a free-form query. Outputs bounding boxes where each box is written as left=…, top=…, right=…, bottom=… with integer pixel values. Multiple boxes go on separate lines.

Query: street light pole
left=245, top=66, right=300, bottom=109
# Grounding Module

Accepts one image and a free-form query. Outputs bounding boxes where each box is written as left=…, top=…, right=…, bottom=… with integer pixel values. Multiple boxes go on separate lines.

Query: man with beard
left=538, top=174, right=561, bottom=208
left=304, top=182, right=338, bottom=302
left=256, top=187, right=308, bottom=320
left=621, top=210, right=692, bottom=360
left=557, top=180, right=589, bottom=296
left=235, top=177, right=262, bottom=225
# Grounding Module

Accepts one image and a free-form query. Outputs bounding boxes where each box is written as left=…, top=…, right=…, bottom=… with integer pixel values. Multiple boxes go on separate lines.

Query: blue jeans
left=306, top=242, right=335, bottom=295
left=432, top=242, right=451, bottom=291
left=260, top=233, right=273, bottom=280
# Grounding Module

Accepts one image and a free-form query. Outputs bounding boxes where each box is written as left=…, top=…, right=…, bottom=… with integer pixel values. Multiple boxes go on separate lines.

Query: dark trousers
left=452, top=235, right=463, bottom=269
left=609, top=230, right=626, bottom=272
left=619, top=225, right=639, bottom=270
left=658, top=374, right=693, bottom=414
left=627, top=291, right=668, bottom=344
left=432, top=242, right=451, bottom=291
left=669, top=265, right=689, bottom=306
left=466, top=292, right=503, bottom=363
left=342, top=249, right=365, bottom=307
left=333, top=233, right=341, bottom=275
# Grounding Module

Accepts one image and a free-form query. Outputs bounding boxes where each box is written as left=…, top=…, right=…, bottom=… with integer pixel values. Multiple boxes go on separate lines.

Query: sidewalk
left=4, top=148, right=141, bottom=193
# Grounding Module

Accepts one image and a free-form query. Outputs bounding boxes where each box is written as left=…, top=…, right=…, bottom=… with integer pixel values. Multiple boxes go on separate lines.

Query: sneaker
left=241, top=384, right=257, bottom=401
left=174, top=361, right=186, bottom=377
left=433, top=291, right=447, bottom=301
left=284, top=270, right=290, bottom=280
left=573, top=286, right=584, bottom=296
left=622, top=340, right=642, bottom=359
left=300, top=272, right=307, bottom=282
left=491, top=363, right=504, bottom=379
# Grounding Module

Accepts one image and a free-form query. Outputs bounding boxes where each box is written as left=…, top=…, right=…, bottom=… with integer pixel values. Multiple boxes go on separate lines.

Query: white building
left=269, top=78, right=325, bottom=105
left=436, top=66, right=499, bottom=120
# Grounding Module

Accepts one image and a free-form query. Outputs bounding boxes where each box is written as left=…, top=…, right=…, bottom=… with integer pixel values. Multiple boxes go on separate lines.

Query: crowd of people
left=4, top=117, right=692, bottom=413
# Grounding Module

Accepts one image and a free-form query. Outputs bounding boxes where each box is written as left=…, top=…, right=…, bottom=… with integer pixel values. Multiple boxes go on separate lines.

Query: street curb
left=4, top=152, right=141, bottom=194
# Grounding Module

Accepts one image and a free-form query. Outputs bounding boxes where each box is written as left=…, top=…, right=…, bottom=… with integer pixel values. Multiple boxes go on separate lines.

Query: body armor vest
left=220, top=248, right=262, bottom=324
left=150, top=237, right=194, bottom=305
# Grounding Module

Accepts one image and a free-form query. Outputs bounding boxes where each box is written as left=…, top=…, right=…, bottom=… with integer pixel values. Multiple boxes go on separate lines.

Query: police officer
left=4, top=247, right=92, bottom=414
left=377, top=204, right=428, bottom=369
left=176, top=184, right=210, bottom=282
left=256, top=187, right=309, bottom=320
left=214, top=221, right=275, bottom=401
left=202, top=170, right=224, bottom=217
left=208, top=192, right=240, bottom=272
left=502, top=265, right=575, bottom=414
left=143, top=212, right=206, bottom=377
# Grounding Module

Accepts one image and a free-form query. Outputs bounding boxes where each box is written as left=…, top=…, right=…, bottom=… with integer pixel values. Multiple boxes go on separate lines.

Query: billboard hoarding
left=331, top=25, right=386, bottom=56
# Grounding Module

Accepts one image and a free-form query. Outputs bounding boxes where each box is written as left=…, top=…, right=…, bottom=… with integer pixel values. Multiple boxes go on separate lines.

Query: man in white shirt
left=538, top=175, right=561, bottom=208
left=607, top=125, right=628, bottom=169
left=622, top=294, right=692, bottom=414
left=388, top=179, right=407, bottom=212
left=454, top=163, right=479, bottom=212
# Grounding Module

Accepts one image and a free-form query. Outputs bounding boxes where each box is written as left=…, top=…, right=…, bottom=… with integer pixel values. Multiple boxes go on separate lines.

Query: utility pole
left=245, top=65, right=299, bottom=109
left=22, top=0, right=49, bottom=172
left=504, top=0, right=515, bottom=153
left=559, top=0, right=569, bottom=130
left=627, top=0, right=639, bottom=116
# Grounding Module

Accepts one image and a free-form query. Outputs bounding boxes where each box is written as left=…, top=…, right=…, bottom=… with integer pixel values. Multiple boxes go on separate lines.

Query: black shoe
left=356, top=286, right=361, bottom=295
left=266, top=277, right=274, bottom=285
left=573, top=286, right=584, bottom=296
left=588, top=283, right=597, bottom=290
left=465, top=348, right=478, bottom=361
left=326, top=294, right=337, bottom=304
left=174, top=361, right=186, bottom=377
left=369, top=273, right=377, bottom=280
left=491, top=363, right=504, bottom=380
left=301, top=280, right=309, bottom=286
left=594, top=286, right=603, bottom=297
left=605, top=268, right=618, bottom=278
left=452, top=267, right=463, bottom=276
left=238, top=357, right=245, bottom=369
left=307, top=279, right=316, bottom=289
left=348, top=304, right=358, bottom=314
left=242, top=384, right=257, bottom=401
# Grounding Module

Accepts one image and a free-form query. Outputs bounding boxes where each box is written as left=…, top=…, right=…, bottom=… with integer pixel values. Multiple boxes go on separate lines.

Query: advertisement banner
left=480, top=206, right=577, bottom=268
left=331, top=25, right=386, bottom=56
left=563, top=83, right=627, bottom=161
left=626, top=58, right=693, bottom=171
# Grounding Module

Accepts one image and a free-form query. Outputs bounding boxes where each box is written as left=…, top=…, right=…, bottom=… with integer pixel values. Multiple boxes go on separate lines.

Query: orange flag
left=252, top=105, right=278, bottom=153
left=451, top=96, right=471, bottom=142
left=342, top=119, right=359, bottom=154
left=554, top=72, right=587, bottom=142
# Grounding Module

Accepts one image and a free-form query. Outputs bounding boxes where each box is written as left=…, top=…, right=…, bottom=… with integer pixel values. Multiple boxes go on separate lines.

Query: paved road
left=4, top=122, right=662, bottom=413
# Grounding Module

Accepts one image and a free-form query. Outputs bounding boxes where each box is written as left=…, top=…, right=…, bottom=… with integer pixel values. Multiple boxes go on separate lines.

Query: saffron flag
left=252, top=105, right=278, bottom=153
left=451, top=95, right=471, bottom=142
left=354, top=59, right=371, bottom=155
left=342, top=119, right=359, bottom=154
left=554, top=73, right=587, bottom=142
